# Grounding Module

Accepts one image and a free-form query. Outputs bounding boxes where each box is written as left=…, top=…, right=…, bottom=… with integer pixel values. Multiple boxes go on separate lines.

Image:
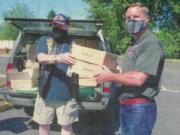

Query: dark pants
left=119, top=101, right=157, bottom=135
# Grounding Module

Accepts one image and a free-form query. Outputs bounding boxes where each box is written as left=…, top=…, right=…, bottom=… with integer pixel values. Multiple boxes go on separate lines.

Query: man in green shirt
left=94, top=2, right=165, bottom=135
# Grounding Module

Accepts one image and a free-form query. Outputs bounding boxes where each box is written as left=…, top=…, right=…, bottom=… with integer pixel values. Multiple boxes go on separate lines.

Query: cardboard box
left=86, top=39, right=97, bottom=48
left=25, top=60, right=39, bottom=68
left=11, top=79, right=38, bottom=89
left=71, top=44, right=117, bottom=68
left=7, top=59, right=39, bottom=89
left=71, top=60, right=103, bottom=78
left=0, top=48, right=9, bottom=54
left=73, top=39, right=98, bottom=48
left=7, top=68, right=39, bottom=80
left=79, top=77, right=97, bottom=86
left=7, top=68, right=39, bottom=89
left=74, top=39, right=86, bottom=46
left=7, top=69, right=29, bottom=80
left=23, top=68, right=39, bottom=79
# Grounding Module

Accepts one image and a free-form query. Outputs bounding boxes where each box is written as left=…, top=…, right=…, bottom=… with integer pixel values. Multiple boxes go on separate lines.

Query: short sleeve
left=135, top=43, right=163, bottom=76
left=36, top=36, right=48, bottom=54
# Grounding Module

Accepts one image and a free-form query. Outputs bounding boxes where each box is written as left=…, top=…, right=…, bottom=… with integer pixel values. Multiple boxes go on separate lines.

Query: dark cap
left=52, top=14, right=69, bottom=30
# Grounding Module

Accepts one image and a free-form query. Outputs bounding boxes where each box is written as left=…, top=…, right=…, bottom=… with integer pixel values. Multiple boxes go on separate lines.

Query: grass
left=0, top=82, right=5, bottom=88
left=0, top=100, right=12, bottom=112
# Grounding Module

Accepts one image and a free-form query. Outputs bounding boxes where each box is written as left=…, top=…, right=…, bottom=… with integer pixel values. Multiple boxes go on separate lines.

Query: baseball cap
left=51, top=14, right=69, bottom=30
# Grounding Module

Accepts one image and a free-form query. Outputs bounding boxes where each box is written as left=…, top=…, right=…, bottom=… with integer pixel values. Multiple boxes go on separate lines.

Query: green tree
left=156, top=29, right=180, bottom=59
left=83, top=0, right=180, bottom=58
left=47, top=9, right=56, bottom=19
left=0, top=3, right=34, bottom=40
left=0, top=23, right=19, bottom=40
left=140, top=0, right=179, bottom=29
left=83, top=0, right=130, bottom=52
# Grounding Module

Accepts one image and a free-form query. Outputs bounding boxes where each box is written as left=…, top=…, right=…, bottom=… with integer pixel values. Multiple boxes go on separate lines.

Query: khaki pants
left=33, top=96, right=79, bottom=126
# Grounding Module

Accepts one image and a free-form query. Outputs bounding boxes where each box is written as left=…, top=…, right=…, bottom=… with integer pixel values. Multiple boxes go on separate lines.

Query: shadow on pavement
left=73, top=107, right=120, bottom=135
left=0, top=117, right=30, bottom=134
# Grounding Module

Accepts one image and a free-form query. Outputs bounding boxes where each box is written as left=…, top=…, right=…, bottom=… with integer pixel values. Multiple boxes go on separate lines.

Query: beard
left=52, top=27, right=68, bottom=44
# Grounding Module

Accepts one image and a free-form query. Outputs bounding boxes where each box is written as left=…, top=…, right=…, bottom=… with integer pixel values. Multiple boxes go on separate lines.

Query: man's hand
left=56, top=53, right=76, bottom=64
left=94, top=66, right=113, bottom=84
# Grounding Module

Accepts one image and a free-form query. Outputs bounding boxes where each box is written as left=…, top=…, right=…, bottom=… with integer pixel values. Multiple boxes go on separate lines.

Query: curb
left=0, top=100, right=12, bottom=112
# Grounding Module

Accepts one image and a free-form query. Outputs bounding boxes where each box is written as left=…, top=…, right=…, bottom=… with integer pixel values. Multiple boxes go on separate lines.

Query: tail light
left=6, top=63, right=14, bottom=88
left=6, top=80, right=11, bottom=88
left=6, top=63, right=14, bottom=70
left=103, top=87, right=110, bottom=97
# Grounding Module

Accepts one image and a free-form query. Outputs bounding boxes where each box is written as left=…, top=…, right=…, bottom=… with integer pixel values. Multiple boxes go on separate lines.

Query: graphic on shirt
left=127, top=45, right=138, bottom=60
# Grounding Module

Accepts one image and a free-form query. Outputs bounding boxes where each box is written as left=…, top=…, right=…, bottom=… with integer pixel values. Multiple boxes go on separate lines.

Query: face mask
left=52, top=27, right=68, bottom=44
left=125, top=19, right=147, bottom=34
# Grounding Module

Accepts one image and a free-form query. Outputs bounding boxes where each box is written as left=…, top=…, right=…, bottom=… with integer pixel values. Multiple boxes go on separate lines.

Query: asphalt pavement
left=0, top=90, right=179, bottom=135
left=153, top=90, right=180, bottom=135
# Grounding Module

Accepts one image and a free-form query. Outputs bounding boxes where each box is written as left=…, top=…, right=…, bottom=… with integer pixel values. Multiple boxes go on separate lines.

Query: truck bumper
left=0, top=88, right=36, bottom=107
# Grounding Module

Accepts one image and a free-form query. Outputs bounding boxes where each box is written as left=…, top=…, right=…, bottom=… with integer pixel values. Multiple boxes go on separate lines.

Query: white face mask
left=125, top=19, right=147, bottom=34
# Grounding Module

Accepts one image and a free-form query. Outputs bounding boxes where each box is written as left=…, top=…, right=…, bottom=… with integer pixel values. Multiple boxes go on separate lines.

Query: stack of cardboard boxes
left=70, top=44, right=117, bottom=86
left=7, top=60, right=39, bottom=89
left=6, top=39, right=117, bottom=88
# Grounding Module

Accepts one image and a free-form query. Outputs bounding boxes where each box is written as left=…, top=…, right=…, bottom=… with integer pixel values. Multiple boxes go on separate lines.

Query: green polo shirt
left=120, top=29, right=165, bottom=99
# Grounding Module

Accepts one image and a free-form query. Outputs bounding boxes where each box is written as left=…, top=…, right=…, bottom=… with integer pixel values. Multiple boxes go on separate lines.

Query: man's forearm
left=110, top=71, right=149, bottom=87
left=37, top=53, right=57, bottom=64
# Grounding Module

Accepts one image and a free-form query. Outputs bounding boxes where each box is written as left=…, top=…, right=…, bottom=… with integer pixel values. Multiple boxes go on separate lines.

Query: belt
left=119, top=98, right=151, bottom=105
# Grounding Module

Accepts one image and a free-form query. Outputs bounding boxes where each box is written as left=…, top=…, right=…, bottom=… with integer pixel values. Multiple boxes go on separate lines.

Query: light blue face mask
left=125, top=19, right=147, bottom=34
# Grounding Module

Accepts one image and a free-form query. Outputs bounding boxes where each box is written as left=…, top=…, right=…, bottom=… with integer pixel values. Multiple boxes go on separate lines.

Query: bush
left=156, top=29, right=180, bottom=59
